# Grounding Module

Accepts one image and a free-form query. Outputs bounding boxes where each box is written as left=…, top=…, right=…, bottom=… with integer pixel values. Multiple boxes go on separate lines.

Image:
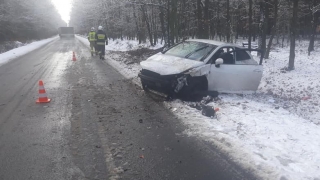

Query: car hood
left=140, top=53, right=204, bottom=75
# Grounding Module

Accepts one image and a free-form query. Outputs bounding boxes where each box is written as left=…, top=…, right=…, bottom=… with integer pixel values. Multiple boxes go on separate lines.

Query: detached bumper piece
left=174, top=76, right=188, bottom=93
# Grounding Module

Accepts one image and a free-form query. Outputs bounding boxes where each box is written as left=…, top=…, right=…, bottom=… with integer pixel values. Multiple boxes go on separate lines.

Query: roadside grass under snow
left=0, top=36, right=58, bottom=67
left=76, top=35, right=320, bottom=180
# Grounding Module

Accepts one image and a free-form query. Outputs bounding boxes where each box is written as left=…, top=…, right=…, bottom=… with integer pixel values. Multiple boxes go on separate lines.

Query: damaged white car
left=138, top=39, right=264, bottom=97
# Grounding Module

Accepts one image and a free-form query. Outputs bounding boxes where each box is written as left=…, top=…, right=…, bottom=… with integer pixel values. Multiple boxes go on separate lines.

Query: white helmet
left=98, top=26, right=103, bottom=30
left=91, top=27, right=95, bottom=31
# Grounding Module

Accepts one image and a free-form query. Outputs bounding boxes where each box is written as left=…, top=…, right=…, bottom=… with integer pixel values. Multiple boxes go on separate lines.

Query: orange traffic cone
left=36, top=80, right=51, bottom=103
left=72, top=51, right=77, bottom=61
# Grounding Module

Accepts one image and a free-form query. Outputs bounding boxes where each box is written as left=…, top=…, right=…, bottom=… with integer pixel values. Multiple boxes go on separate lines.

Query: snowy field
left=0, top=36, right=58, bottom=67
left=78, top=35, right=320, bottom=180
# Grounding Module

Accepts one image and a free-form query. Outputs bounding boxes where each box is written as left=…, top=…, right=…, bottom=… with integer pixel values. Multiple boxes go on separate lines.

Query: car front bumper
left=138, top=70, right=178, bottom=95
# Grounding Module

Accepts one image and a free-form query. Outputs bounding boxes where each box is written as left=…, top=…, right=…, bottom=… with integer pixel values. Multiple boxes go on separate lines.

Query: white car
left=139, top=39, right=263, bottom=97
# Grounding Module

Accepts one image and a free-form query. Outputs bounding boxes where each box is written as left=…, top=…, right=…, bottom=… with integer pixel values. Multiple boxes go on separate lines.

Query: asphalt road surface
left=0, top=38, right=258, bottom=180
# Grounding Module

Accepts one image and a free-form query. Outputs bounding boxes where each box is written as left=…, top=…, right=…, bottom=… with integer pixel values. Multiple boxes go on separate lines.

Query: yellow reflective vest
left=88, top=31, right=96, bottom=42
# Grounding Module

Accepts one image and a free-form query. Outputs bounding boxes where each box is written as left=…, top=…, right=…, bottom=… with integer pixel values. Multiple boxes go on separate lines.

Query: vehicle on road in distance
left=58, top=27, right=75, bottom=38
left=139, top=39, right=264, bottom=97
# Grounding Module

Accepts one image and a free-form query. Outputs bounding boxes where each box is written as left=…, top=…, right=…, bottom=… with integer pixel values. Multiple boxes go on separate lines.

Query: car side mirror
left=215, top=58, right=224, bottom=68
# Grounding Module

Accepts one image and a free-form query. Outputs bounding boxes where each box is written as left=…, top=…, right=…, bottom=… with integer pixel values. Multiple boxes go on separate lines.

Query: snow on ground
left=77, top=34, right=163, bottom=51
left=106, top=39, right=163, bottom=51
left=259, top=42, right=320, bottom=124
left=77, top=35, right=320, bottom=180
left=0, top=36, right=58, bottom=67
left=165, top=95, right=320, bottom=180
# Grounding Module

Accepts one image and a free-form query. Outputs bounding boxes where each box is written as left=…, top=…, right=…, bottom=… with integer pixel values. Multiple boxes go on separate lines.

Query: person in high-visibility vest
left=88, top=27, right=97, bottom=56
left=95, top=26, right=108, bottom=60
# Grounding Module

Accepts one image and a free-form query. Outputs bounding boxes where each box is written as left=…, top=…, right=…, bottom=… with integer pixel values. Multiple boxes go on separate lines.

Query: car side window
left=235, top=47, right=258, bottom=65
left=210, top=47, right=235, bottom=64
left=219, top=47, right=235, bottom=64
left=235, top=48, right=251, bottom=61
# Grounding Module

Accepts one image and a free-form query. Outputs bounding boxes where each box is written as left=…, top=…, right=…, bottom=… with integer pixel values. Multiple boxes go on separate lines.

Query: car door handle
left=253, top=69, right=262, bottom=73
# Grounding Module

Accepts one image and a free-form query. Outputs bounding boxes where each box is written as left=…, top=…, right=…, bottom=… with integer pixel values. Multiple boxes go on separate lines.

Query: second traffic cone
left=36, top=80, right=51, bottom=103
left=72, top=51, right=77, bottom=61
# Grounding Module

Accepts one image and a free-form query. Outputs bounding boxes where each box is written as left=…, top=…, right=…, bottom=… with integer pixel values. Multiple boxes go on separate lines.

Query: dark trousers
left=96, top=45, right=105, bottom=55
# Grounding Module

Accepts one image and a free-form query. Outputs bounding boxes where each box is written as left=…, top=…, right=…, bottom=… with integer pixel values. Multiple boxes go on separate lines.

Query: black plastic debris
left=201, top=105, right=216, bottom=118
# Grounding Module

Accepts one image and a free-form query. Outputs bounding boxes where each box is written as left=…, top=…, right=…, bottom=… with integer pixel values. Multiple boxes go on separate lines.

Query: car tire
left=141, top=80, right=149, bottom=92
left=179, top=76, right=208, bottom=100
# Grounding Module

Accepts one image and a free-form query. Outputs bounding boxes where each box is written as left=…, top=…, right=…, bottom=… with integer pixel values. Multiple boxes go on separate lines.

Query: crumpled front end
left=138, top=69, right=189, bottom=95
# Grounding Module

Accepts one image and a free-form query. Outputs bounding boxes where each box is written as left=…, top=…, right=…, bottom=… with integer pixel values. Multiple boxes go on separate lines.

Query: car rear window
left=165, top=41, right=217, bottom=61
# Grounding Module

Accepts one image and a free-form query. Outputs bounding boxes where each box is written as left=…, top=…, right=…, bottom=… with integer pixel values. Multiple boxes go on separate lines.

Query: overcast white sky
left=51, top=0, right=72, bottom=23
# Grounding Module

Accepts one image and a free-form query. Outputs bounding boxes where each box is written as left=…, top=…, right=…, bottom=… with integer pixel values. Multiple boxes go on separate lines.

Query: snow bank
left=76, top=34, right=163, bottom=51
left=106, top=39, right=163, bottom=51
left=0, top=36, right=58, bottom=67
left=76, top=35, right=90, bottom=47
left=77, top=36, right=320, bottom=180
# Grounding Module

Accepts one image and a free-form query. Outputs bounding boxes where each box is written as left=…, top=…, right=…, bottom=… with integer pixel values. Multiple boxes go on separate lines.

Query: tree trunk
left=217, top=2, right=221, bottom=41
left=248, top=0, right=253, bottom=49
left=141, top=5, right=153, bottom=46
left=308, top=0, right=316, bottom=55
left=288, top=0, right=299, bottom=70
left=169, top=0, right=177, bottom=45
left=226, top=0, right=230, bottom=42
left=259, top=0, right=269, bottom=54
left=167, top=0, right=170, bottom=46
left=203, top=0, right=209, bottom=39
left=132, top=4, right=141, bottom=44
left=158, top=2, right=166, bottom=44
left=265, top=0, right=278, bottom=59
left=197, top=0, right=203, bottom=38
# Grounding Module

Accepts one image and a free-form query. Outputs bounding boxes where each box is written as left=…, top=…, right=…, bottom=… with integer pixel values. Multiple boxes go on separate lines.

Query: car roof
left=186, top=39, right=241, bottom=47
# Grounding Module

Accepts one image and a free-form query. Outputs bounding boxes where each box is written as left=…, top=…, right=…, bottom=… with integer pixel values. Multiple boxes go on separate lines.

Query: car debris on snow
left=201, top=105, right=216, bottom=118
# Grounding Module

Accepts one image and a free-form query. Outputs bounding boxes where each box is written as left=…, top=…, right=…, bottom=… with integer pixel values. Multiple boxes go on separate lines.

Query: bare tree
left=308, top=0, right=319, bottom=55
left=248, top=0, right=253, bottom=49
left=265, top=0, right=279, bottom=59
left=288, top=0, right=299, bottom=70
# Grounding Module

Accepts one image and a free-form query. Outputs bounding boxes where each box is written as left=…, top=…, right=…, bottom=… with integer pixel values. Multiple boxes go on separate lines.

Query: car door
left=207, top=47, right=263, bottom=93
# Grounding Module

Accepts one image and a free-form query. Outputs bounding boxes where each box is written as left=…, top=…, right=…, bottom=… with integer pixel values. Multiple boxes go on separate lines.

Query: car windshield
left=165, top=41, right=217, bottom=61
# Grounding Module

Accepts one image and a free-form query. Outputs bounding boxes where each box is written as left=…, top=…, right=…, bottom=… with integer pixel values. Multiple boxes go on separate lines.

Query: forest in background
left=0, top=0, right=65, bottom=42
left=70, top=0, right=320, bottom=69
